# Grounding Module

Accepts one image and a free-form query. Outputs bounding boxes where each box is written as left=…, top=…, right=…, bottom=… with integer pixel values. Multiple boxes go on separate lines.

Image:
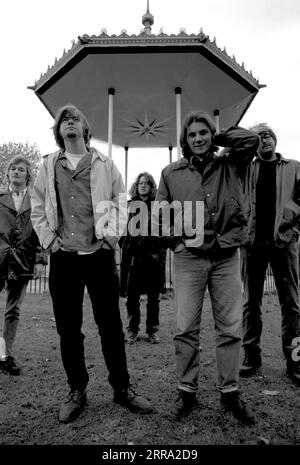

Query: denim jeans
left=49, top=248, right=130, bottom=392
left=173, top=248, right=242, bottom=394
left=0, top=278, right=29, bottom=356
left=242, top=240, right=300, bottom=358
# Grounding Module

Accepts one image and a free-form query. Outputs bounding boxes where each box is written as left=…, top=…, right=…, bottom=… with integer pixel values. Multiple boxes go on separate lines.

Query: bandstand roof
left=29, top=9, right=265, bottom=149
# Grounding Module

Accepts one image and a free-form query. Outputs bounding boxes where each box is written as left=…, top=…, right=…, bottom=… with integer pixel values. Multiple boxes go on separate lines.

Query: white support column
left=175, top=87, right=182, bottom=159
left=124, top=146, right=128, bottom=192
left=214, top=109, right=220, bottom=133
left=108, top=88, right=115, bottom=158
left=169, top=146, right=173, bottom=165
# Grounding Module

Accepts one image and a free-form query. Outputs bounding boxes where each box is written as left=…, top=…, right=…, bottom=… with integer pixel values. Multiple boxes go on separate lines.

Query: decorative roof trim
left=79, top=29, right=209, bottom=43
left=30, top=30, right=262, bottom=91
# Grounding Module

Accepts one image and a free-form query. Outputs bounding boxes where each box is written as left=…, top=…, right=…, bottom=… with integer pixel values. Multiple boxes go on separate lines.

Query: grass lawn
left=0, top=289, right=299, bottom=446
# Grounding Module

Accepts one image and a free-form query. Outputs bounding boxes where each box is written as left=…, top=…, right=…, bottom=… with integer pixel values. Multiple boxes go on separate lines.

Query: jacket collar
left=253, top=152, right=288, bottom=165
left=90, top=147, right=108, bottom=163
left=167, top=157, right=189, bottom=171
left=276, top=152, right=289, bottom=163
left=43, top=146, right=108, bottom=163
left=170, top=152, right=217, bottom=172
left=9, top=185, right=27, bottom=197
left=0, top=187, right=31, bottom=212
left=0, top=188, right=15, bottom=210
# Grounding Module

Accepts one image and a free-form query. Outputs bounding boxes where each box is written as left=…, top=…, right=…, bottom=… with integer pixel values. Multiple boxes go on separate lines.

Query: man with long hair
left=120, top=172, right=166, bottom=344
left=156, top=110, right=259, bottom=423
left=31, top=104, right=152, bottom=423
left=0, top=155, right=46, bottom=375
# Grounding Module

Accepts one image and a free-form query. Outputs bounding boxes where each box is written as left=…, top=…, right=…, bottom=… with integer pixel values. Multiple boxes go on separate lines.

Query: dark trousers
left=126, top=274, right=160, bottom=335
left=49, top=248, right=130, bottom=391
left=242, top=240, right=300, bottom=358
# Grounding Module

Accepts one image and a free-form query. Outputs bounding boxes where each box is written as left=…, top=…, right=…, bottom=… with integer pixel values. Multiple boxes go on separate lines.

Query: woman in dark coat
left=120, top=172, right=166, bottom=344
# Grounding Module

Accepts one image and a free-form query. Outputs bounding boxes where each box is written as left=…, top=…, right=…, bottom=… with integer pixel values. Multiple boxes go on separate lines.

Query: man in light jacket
left=240, top=123, right=300, bottom=386
left=155, top=110, right=259, bottom=423
left=31, top=104, right=152, bottom=423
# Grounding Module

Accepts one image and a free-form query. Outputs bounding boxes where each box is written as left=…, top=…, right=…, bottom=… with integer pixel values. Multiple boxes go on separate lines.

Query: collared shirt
left=54, top=151, right=102, bottom=254
left=9, top=186, right=27, bottom=212
left=31, top=146, right=127, bottom=251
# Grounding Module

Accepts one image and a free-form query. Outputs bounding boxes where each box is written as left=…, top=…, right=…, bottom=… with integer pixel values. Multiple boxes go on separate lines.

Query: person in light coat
left=31, top=104, right=152, bottom=423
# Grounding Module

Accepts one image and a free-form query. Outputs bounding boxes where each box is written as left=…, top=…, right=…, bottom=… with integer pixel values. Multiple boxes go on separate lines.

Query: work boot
left=239, top=351, right=262, bottom=377
left=114, top=385, right=153, bottom=413
left=220, top=391, right=255, bottom=425
left=170, top=390, right=198, bottom=420
left=127, top=331, right=138, bottom=344
left=147, top=333, right=160, bottom=344
left=0, top=356, right=21, bottom=376
left=58, top=389, right=87, bottom=423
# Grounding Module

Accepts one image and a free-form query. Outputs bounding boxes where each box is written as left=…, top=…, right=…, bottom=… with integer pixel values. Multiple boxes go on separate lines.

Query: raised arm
left=214, top=126, right=259, bottom=168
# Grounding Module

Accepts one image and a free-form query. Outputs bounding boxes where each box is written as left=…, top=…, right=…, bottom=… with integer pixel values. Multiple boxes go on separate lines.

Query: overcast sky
left=1, top=0, right=299, bottom=187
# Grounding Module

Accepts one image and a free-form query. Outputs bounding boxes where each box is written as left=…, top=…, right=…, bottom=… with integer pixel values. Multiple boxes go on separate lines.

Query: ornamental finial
left=142, top=0, right=154, bottom=35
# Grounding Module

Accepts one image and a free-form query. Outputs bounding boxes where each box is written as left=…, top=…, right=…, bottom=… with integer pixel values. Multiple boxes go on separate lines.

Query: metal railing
left=264, top=264, right=276, bottom=294
left=26, top=250, right=276, bottom=294
left=26, top=265, right=50, bottom=293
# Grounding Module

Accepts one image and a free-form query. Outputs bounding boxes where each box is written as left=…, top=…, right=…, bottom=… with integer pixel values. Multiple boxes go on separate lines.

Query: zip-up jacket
left=155, top=126, right=259, bottom=251
left=243, top=153, right=300, bottom=247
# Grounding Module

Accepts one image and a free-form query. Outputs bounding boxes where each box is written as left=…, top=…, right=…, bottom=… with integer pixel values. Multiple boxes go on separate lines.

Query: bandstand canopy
left=29, top=6, right=265, bottom=150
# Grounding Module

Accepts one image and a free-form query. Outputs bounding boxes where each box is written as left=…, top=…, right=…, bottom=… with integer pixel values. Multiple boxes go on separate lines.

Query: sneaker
left=170, top=390, right=198, bottom=420
left=286, top=361, right=300, bottom=386
left=239, top=351, right=262, bottom=377
left=127, top=332, right=138, bottom=344
left=148, top=333, right=160, bottom=344
left=114, top=386, right=153, bottom=414
left=0, top=356, right=21, bottom=376
left=220, top=391, right=255, bottom=425
left=58, top=389, right=87, bottom=423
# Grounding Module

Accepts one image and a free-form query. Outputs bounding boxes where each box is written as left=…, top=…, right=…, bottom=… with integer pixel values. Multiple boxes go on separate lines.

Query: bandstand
left=28, top=1, right=265, bottom=190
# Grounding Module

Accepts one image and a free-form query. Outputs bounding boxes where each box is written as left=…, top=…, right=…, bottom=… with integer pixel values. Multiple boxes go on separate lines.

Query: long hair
left=52, top=104, right=92, bottom=150
left=180, top=110, right=217, bottom=159
left=129, top=172, right=157, bottom=201
left=6, top=155, right=33, bottom=186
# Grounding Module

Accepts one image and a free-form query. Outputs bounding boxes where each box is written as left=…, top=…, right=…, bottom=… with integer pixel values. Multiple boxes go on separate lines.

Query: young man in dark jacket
left=155, top=110, right=259, bottom=423
left=240, top=124, right=300, bottom=385
left=0, top=155, right=46, bottom=375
